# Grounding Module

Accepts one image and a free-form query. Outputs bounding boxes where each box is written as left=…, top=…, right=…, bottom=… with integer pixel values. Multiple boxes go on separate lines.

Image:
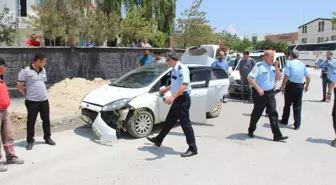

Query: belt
left=288, top=81, right=304, bottom=85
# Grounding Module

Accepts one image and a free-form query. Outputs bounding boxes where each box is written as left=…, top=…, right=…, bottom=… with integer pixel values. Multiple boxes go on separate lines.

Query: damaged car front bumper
left=80, top=102, right=130, bottom=144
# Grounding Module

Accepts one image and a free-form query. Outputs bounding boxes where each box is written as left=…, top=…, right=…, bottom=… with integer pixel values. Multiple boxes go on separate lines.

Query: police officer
left=322, top=52, right=336, bottom=146
left=279, top=50, right=310, bottom=130
left=147, top=51, right=197, bottom=157
left=319, top=55, right=331, bottom=102
left=247, top=50, right=288, bottom=141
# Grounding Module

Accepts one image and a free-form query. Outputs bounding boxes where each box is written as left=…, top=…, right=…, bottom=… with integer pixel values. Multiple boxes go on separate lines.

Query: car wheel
left=126, top=109, right=154, bottom=138
left=206, top=102, right=221, bottom=118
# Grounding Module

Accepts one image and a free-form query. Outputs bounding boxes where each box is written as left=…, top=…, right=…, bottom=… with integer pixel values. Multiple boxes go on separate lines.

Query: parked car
left=80, top=46, right=229, bottom=143
left=228, top=51, right=287, bottom=97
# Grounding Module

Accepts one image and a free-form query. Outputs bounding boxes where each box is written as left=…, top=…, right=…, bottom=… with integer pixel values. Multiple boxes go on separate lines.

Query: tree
left=120, top=7, right=166, bottom=47
left=0, top=7, right=19, bottom=46
left=216, top=31, right=242, bottom=50
left=254, top=39, right=288, bottom=54
left=174, top=0, right=216, bottom=48
left=332, top=12, right=336, bottom=25
left=235, top=38, right=252, bottom=52
left=24, top=0, right=120, bottom=46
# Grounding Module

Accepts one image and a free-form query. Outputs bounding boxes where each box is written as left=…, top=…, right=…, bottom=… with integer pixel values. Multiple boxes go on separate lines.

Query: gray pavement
left=1, top=68, right=335, bottom=185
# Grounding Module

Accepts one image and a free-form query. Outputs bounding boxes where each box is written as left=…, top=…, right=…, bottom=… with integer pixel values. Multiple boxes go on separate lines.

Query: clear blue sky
left=176, top=0, right=336, bottom=36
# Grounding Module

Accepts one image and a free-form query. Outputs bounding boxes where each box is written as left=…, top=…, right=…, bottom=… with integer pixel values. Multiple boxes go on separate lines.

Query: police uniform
left=319, top=60, right=331, bottom=101
left=322, top=59, right=336, bottom=145
left=280, top=59, right=308, bottom=129
left=248, top=61, right=286, bottom=141
left=147, top=54, right=197, bottom=157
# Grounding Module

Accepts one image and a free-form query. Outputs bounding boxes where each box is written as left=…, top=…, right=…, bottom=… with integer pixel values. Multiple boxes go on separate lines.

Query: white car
left=228, top=51, right=287, bottom=97
left=80, top=61, right=229, bottom=143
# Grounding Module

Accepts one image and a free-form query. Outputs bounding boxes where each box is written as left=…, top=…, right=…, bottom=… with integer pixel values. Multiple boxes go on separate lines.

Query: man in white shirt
left=149, top=51, right=166, bottom=64
left=141, top=39, right=152, bottom=48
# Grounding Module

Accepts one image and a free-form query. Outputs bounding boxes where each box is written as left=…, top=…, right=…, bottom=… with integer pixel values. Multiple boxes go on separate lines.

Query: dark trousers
left=249, top=90, right=282, bottom=137
left=322, top=74, right=331, bottom=100
left=240, top=75, right=252, bottom=100
left=332, top=88, right=336, bottom=135
left=156, top=93, right=197, bottom=151
left=25, top=100, right=51, bottom=143
left=281, top=82, right=304, bottom=128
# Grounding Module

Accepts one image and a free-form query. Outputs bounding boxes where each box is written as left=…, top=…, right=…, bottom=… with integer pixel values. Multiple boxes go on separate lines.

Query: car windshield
left=227, top=59, right=236, bottom=67
left=250, top=56, right=261, bottom=63
left=110, top=63, right=169, bottom=88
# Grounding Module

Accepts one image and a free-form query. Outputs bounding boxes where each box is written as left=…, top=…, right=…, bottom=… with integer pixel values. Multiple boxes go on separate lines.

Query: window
left=295, top=43, right=336, bottom=51
left=19, top=0, right=27, bottom=17
left=211, top=68, right=228, bottom=80
left=302, top=26, right=307, bottom=34
left=318, top=22, right=321, bottom=32
left=301, top=38, right=307, bottom=43
left=332, top=35, right=336, bottom=41
left=322, top=21, right=325, bottom=32
left=318, top=37, right=324, bottom=43
left=190, top=68, right=211, bottom=89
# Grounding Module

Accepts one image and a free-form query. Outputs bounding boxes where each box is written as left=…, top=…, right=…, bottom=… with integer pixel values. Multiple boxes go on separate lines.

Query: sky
left=176, top=0, right=336, bottom=36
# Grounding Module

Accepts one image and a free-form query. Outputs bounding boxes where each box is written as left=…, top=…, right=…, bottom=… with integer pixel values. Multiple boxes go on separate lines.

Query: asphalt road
left=1, top=68, right=335, bottom=185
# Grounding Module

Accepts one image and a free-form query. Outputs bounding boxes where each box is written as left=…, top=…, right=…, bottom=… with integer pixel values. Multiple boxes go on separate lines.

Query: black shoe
left=248, top=132, right=254, bottom=138
left=26, top=140, right=34, bottom=151
left=321, top=99, right=326, bottom=102
left=279, top=120, right=288, bottom=125
left=181, top=149, right=198, bottom=157
left=273, top=136, right=289, bottom=142
left=146, top=137, right=161, bottom=147
left=294, top=127, right=300, bottom=130
left=45, top=138, right=56, bottom=146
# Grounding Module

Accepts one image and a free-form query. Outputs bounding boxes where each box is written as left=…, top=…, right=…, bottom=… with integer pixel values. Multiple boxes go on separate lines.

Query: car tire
left=126, top=109, right=154, bottom=138
left=206, top=102, right=221, bottom=118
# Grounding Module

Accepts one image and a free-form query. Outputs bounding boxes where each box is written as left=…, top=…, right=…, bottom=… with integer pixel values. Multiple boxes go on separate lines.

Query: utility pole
left=16, top=0, right=21, bottom=46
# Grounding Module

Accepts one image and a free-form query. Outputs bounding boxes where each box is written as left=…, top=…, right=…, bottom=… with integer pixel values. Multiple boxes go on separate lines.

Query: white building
left=298, top=18, right=336, bottom=44
left=0, top=0, right=41, bottom=46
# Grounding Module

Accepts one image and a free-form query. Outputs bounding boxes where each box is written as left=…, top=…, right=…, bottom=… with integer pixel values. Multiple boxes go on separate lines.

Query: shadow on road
left=303, top=100, right=323, bottom=103
left=137, top=143, right=181, bottom=161
left=226, top=133, right=274, bottom=142
left=306, top=137, right=332, bottom=146
left=14, top=140, right=46, bottom=148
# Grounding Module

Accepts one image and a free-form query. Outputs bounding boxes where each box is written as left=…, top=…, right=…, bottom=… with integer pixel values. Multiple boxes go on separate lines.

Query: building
left=0, top=0, right=41, bottom=46
left=298, top=18, right=336, bottom=44
left=264, top=32, right=298, bottom=45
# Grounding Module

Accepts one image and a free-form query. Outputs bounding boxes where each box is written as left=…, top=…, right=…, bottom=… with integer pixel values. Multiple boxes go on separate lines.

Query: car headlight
left=101, top=98, right=133, bottom=112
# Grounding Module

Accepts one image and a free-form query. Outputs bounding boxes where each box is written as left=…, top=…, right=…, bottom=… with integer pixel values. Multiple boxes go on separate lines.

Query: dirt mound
left=47, top=78, right=109, bottom=116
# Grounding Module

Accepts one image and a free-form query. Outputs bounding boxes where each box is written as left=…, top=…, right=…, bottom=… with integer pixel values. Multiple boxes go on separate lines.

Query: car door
left=207, top=67, right=229, bottom=112
left=189, top=67, right=211, bottom=123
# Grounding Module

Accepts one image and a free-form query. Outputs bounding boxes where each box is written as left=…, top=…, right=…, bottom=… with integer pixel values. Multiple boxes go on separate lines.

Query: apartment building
left=298, top=18, right=336, bottom=44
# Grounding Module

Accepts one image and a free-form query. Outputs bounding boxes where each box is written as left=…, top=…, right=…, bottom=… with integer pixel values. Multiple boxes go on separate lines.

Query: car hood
left=82, top=84, right=148, bottom=106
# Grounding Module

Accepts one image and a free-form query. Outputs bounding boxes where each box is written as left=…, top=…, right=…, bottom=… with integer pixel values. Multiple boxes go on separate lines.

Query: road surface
left=0, top=68, right=335, bottom=185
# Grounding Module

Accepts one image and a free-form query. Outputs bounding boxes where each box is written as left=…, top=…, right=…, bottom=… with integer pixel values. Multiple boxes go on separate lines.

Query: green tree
left=0, top=7, right=19, bottom=46
left=120, top=7, right=166, bottom=47
left=216, top=31, right=242, bottom=50
left=332, top=12, right=336, bottom=25
left=174, top=0, right=216, bottom=48
left=254, top=39, right=288, bottom=54
left=24, top=0, right=120, bottom=46
left=234, top=38, right=252, bottom=52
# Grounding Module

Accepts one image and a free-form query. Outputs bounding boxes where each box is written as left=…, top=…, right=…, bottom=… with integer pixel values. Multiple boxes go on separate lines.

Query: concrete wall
left=298, top=19, right=336, bottom=43
left=0, top=47, right=185, bottom=89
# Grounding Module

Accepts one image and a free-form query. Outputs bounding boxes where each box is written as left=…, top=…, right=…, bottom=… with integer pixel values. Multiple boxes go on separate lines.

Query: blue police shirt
left=212, top=59, right=229, bottom=72
left=170, top=61, right=192, bottom=95
left=284, top=59, right=308, bottom=83
left=139, top=55, right=153, bottom=66
left=248, top=61, right=276, bottom=91
left=320, top=59, right=336, bottom=79
left=319, top=60, right=329, bottom=74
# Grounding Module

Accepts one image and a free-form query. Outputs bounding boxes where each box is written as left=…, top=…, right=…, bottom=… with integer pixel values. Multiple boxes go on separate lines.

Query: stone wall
left=0, top=47, right=185, bottom=87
